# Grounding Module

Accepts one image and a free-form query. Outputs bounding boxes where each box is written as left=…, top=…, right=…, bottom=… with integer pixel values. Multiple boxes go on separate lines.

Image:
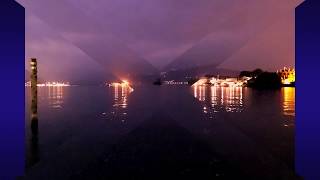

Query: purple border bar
left=296, top=0, right=320, bottom=179
left=0, top=0, right=25, bottom=178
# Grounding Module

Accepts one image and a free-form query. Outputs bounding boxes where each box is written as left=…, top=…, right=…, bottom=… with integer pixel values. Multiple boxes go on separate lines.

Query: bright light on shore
left=107, top=80, right=134, bottom=92
left=122, top=80, right=129, bottom=85
left=25, top=81, right=71, bottom=87
left=193, top=77, right=250, bottom=87
left=108, top=80, right=130, bottom=87
left=278, top=67, right=295, bottom=85
left=44, top=82, right=71, bottom=87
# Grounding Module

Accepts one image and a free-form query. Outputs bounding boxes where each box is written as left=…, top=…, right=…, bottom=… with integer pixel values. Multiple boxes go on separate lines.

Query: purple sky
left=18, top=0, right=302, bottom=81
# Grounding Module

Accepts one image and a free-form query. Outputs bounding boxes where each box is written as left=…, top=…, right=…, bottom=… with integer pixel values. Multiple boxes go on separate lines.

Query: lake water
left=22, top=85, right=297, bottom=179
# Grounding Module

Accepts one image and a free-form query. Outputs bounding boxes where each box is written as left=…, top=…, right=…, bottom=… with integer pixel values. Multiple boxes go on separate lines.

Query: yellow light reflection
left=282, top=87, right=295, bottom=116
left=107, top=81, right=134, bottom=122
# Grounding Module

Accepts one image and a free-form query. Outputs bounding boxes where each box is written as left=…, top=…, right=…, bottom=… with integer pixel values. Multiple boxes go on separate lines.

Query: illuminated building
left=193, top=76, right=251, bottom=87
left=193, top=78, right=210, bottom=86
left=25, top=81, right=70, bottom=87
left=43, top=82, right=70, bottom=87
left=277, top=67, right=295, bottom=85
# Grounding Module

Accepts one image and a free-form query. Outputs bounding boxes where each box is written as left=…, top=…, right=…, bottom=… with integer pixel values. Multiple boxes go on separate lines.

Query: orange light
left=122, top=80, right=129, bottom=85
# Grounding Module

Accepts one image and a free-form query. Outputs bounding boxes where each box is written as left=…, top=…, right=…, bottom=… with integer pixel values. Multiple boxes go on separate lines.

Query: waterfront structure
left=25, top=81, right=70, bottom=87
left=193, top=78, right=210, bottom=86
left=40, top=82, right=70, bottom=87
left=106, top=80, right=134, bottom=92
left=277, top=67, right=295, bottom=85
left=193, top=76, right=251, bottom=87
left=163, top=80, right=189, bottom=85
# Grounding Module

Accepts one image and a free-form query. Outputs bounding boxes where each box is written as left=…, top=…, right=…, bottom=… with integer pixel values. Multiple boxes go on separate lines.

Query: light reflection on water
left=24, top=85, right=296, bottom=177
left=282, top=87, right=295, bottom=116
left=193, top=85, right=295, bottom=117
left=193, top=85, right=244, bottom=113
left=104, top=84, right=133, bottom=122
left=47, top=86, right=65, bottom=109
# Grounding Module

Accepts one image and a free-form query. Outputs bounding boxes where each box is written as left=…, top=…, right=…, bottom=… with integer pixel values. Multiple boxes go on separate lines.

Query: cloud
left=18, top=0, right=299, bottom=75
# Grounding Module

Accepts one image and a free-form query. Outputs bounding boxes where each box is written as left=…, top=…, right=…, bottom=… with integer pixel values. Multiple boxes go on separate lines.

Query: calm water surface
left=23, top=85, right=296, bottom=179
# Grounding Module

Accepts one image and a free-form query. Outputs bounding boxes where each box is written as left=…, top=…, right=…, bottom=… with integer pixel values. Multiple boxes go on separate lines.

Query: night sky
left=17, top=0, right=302, bottom=81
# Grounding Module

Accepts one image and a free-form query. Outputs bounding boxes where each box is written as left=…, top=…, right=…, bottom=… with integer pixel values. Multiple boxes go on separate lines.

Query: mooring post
left=30, top=58, right=38, bottom=118
left=28, top=58, right=39, bottom=166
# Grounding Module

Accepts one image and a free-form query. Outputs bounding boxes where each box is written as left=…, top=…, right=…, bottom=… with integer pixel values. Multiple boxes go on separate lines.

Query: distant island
left=242, top=68, right=295, bottom=89
left=241, top=69, right=282, bottom=89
